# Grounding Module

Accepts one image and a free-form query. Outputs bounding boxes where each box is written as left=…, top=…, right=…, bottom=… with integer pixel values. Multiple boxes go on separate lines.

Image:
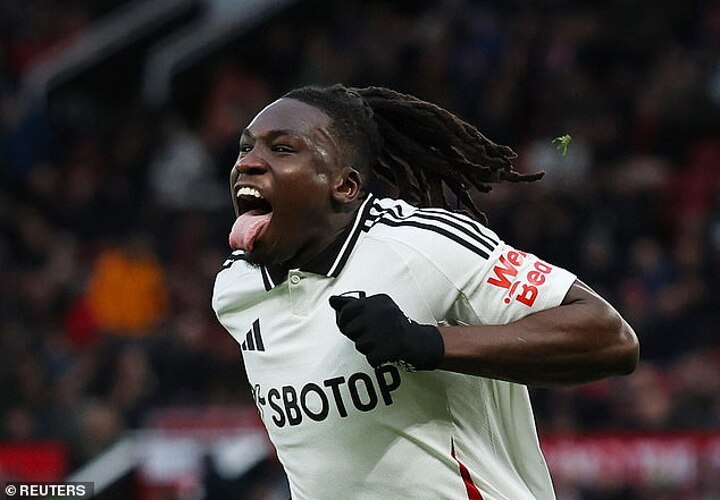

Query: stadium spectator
left=0, top=0, right=718, bottom=497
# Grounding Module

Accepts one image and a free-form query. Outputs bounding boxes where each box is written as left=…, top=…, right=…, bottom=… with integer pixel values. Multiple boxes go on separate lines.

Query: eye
left=239, top=143, right=253, bottom=155
left=272, top=144, right=295, bottom=154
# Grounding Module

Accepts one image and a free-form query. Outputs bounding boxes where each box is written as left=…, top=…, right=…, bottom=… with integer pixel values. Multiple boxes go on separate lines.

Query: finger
left=334, top=300, right=365, bottom=330
left=354, top=336, right=376, bottom=356
left=337, top=315, right=367, bottom=340
left=365, top=293, right=402, bottom=318
left=365, top=293, right=394, bottom=308
left=328, top=295, right=356, bottom=311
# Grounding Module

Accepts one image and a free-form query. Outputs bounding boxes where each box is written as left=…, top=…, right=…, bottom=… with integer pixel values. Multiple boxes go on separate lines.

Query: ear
left=332, top=167, right=362, bottom=204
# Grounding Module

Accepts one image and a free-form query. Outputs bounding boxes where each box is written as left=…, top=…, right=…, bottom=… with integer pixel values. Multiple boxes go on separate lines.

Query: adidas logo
left=241, top=319, right=265, bottom=352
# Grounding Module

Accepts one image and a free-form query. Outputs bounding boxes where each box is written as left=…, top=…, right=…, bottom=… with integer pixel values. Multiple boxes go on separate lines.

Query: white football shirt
left=213, top=194, right=576, bottom=500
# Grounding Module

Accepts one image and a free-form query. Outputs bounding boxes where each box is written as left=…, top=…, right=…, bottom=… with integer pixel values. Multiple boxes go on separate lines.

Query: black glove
left=328, top=293, right=444, bottom=371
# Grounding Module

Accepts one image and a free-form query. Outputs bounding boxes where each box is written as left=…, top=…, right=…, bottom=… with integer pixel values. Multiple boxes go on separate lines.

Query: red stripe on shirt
left=451, top=440, right=483, bottom=500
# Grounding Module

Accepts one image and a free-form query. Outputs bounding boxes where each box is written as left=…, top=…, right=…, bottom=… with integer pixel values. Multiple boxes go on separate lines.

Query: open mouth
left=235, top=186, right=272, bottom=215
left=229, top=186, right=274, bottom=252
left=235, top=186, right=273, bottom=216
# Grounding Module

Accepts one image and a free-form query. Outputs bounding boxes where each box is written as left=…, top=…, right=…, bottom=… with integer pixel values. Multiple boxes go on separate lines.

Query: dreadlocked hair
left=284, top=84, right=543, bottom=224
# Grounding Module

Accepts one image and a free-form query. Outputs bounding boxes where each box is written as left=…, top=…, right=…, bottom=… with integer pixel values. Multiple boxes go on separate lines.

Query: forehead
left=245, top=98, right=331, bottom=136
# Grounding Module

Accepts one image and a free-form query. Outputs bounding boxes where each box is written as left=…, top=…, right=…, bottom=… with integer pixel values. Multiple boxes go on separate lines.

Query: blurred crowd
left=2, top=0, right=720, bottom=498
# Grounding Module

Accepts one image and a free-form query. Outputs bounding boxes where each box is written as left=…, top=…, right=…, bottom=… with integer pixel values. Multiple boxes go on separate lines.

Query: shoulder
left=362, top=197, right=503, bottom=262
left=217, top=250, right=264, bottom=280
left=212, top=250, right=268, bottom=314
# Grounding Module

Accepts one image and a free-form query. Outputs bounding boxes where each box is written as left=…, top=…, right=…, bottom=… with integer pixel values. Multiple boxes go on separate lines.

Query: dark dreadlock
left=284, top=84, right=543, bottom=224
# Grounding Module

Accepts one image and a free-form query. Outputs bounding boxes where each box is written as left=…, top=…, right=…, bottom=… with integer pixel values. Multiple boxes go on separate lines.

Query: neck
left=281, top=201, right=361, bottom=270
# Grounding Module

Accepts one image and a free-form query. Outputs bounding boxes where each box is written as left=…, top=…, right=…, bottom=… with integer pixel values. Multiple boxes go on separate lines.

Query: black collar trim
left=262, top=194, right=375, bottom=290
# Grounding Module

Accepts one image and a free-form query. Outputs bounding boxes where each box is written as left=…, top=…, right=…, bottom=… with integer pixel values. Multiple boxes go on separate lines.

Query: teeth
left=236, top=186, right=264, bottom=199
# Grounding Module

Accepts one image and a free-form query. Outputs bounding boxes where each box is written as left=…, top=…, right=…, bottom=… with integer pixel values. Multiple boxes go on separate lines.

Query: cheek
left=276, top=165, right=332, bottom=203
left=296, top=175, right=332, bottom=213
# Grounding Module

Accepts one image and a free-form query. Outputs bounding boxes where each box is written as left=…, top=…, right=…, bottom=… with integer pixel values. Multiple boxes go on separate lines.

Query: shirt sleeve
left=454, top=241, right=577, bottom=325
left=369, top=201, right=577, bottom=326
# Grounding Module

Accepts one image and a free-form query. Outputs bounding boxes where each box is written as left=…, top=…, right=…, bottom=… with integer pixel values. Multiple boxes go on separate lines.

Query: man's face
left=229, top=98, right=346, bottom=266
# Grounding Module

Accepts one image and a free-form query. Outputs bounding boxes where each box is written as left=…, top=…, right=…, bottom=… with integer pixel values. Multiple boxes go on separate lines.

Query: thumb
left=329, top=295, right=357, bottom=311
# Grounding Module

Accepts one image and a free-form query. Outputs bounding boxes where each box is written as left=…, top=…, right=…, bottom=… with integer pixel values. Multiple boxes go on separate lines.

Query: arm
left=330, top=280, right=638, bottom=386
left=438, top=279, right=639, bottom=386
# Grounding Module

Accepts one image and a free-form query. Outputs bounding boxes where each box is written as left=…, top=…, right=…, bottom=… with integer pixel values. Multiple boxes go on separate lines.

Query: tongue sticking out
left=229, top=209, right=272, bottom=251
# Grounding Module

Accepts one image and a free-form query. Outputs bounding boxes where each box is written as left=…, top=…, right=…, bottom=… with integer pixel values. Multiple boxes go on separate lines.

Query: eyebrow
left=240, top=129, right=300, bottom=140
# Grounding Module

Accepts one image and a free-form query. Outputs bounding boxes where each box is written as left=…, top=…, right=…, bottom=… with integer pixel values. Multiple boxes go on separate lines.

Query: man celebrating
left=212, top=85, right=638, bottom=500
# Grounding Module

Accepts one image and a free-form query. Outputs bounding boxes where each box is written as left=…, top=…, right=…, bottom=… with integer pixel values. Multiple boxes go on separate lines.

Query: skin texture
left=438, top=280, right=639, bottom=386
left=232, top=98, right=361, bottom=268
left=232, top=97, right=639, bottom=385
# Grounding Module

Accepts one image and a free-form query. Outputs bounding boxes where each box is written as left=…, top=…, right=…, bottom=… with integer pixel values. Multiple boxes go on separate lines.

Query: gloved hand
left=329, top=293, right=444, bottom=371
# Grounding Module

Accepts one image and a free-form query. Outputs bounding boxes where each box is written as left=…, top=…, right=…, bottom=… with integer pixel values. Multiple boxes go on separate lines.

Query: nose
left=234, top=147, right=268, bottom=176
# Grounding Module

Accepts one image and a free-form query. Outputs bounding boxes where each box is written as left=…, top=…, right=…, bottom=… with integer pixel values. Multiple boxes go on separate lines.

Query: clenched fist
left=329, top=293, right=444, bottom=371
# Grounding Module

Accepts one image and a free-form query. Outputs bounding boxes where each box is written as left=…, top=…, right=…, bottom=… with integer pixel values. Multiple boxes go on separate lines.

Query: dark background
left=1, top=1, right=719, bottom=498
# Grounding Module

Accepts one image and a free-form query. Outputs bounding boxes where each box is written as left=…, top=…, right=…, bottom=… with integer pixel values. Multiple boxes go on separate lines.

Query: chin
left=243, top=247, right=270, bottom=266
left=242, top=254, right=264, bottom=269
left=245, top=240, right=285, bottom=267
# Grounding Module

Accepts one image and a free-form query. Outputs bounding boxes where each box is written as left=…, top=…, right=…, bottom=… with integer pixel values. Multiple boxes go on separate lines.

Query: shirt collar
left=261, top=194, right=375, bottom=289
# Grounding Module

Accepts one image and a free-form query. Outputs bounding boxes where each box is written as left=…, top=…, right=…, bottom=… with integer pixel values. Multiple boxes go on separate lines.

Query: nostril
left=236, top=160, right=267, bottom=175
